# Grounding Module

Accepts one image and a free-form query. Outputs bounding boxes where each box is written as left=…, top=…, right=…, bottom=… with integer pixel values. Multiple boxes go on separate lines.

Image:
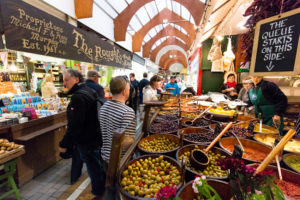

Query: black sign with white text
left=0, top=0, right=132, bottom=69
left=254, top=13, right=299, bottom=72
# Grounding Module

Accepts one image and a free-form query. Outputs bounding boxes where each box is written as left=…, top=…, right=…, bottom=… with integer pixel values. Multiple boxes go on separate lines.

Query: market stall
left=0, top=0, right=133, bottom=186
left=112, top=93, right=300, bottom=199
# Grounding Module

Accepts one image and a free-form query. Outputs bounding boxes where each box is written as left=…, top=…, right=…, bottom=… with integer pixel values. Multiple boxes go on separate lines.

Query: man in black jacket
left=59, top=69, right=105, bottom=199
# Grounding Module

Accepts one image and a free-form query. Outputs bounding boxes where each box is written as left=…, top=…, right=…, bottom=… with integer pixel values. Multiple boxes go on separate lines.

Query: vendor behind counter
left=220, top=73, right=238, bottom=100
left=248, top=76, right=288, bottom=135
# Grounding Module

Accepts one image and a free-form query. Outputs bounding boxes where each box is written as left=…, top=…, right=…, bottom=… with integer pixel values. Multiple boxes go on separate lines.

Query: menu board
left=0, top=0, right=132, bottom=69
left=250, top=8, right=300, bottom=76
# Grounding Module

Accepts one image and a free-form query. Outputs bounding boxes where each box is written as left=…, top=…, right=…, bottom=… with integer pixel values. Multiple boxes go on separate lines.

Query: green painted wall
left=200, top=35, right=238, bottom=94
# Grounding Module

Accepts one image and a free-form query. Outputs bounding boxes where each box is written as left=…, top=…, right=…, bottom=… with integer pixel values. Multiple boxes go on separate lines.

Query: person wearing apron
left=248, top=76, right=287, bottom=135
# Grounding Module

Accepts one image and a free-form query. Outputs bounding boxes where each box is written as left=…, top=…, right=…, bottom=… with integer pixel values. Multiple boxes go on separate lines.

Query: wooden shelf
left=15, top=122, right=67, bottom=142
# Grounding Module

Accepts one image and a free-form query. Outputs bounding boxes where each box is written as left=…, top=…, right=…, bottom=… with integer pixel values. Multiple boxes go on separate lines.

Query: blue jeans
left=77, top=144, right=106, bottom=196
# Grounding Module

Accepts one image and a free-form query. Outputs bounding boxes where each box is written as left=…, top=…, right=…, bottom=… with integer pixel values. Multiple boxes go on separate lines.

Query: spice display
left=150, top=121, right=178, bottom=134
left=154, top=114, right=179, bottom=123
left=179, top=146, right=228, bottom=178
left=222, top=144, right=268, bottom=162
left=139, top=136, right=179, bottom=153
left=161, top=106, right=178, bottom=111
left=159, top=110, right=178, bottom=115
left=120, top=155, right=181, bottom=198
left=181, top=107, right=199, bottom=112
left=208, top=107, right=235, bottom=115
left=284, top=154, right=300, bottom=173
left=181, top=112, right=198, bottom=118
left=184, top=131, right=215, bottom=143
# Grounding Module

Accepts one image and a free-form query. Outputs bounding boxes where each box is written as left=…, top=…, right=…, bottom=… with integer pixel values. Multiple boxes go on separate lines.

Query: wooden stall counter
left=0, top=112, right=67, bottom=186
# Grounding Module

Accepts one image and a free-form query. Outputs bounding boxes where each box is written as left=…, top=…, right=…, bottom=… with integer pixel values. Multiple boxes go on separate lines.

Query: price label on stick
left=214, top=123, right=221, bottom=135
left=248, top=122, right=255, bottom=134
left=232, top=144, right=243, bottom=159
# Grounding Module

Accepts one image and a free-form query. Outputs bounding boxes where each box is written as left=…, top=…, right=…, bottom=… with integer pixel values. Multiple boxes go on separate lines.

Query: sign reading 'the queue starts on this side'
left=250, top=8, right=300, bottom=76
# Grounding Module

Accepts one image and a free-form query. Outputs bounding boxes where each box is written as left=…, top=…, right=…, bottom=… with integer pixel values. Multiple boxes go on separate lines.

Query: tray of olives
left=176, top=144, right=229, bottom=179
left=149, top=121, right=179, bottom=135
left=119, top=155, right=182, bottom=199
left=181, top=118, right=211, bottom=128
left=138, top=134, right=180, bottom=154
left=178, top=127, right=214, bottom=144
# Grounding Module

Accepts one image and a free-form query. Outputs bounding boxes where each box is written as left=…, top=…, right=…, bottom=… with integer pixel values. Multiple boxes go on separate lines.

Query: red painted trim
left=197, top=48, right=202, bottom=95
left=189, top=47, right=201, bottom=62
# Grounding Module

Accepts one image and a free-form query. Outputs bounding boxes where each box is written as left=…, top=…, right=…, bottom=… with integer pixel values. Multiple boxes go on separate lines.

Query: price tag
left=247, top=122, right=255, bottom=134
left=214, top=123, right=221, bottom=135
left=232, top=144, right=243, bottom=159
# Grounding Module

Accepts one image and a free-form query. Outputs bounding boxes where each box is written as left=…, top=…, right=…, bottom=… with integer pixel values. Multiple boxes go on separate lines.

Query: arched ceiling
left=149, top=37, right=188, bottom=61
left=169, top=63, right=184, bottom=72
left=159, top=50, right=187, bottom=67
left=142, top=24, right=192, bottom=57
left=132, top=8, right=196, bottom=52
left=114, top=0, right=205, bottom=41
left=82, top=0, right=205, bottom=69
left=156, top=45, right=187, bottom=64
left=164, top=57, right=187, bottom=69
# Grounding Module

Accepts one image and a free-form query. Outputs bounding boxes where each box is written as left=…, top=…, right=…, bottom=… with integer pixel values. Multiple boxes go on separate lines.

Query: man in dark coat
left=59, top=69, right=105, bottom=199
left=138, top=72, right=149, bottom=104
left=85, top=70, right=105, bottom=98
left=129, top=73, right=139, bottom=113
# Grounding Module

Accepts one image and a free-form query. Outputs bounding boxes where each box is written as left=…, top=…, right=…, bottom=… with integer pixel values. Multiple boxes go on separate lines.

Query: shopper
left=248, top=76, right=287, bottom=135
left=59, top=69, right=105, bottom=199
left=238, top=77, right=253, bottom=103
left=129, top=73, right=139, bottom=113
left=157, top=80, right=164, bottom=94
left=86, top=70, right=105, bottom=98
left=221, top=73, right=238, bottom=100
left=41, top=74, right=57, bottom=98
left=165, top=76, right=179, bottom=97
left=143, top=75, right=163, bottom=102
left=99, top=76, right=136, bottom=199
left=138, top=72, right=149, bottom=104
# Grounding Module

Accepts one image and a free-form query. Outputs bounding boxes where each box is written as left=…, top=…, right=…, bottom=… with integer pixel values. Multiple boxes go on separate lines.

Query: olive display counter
left=112, top=97, right=300, bottom=199
left=0, top=112, right=67, bottom=185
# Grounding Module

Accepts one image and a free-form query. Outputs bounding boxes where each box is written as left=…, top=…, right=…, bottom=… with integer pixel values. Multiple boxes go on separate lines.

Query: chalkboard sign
left=250, top=8, right=300, bottom=76
left=0, top=0, right=132, bottom=69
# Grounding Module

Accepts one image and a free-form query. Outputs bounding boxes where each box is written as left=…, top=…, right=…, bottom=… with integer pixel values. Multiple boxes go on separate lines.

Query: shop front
left=0, top=0, right=133, bottom=185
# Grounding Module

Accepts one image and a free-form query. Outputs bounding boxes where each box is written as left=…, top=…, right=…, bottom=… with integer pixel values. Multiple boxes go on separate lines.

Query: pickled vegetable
left=284, top=154, right=300, bottom=173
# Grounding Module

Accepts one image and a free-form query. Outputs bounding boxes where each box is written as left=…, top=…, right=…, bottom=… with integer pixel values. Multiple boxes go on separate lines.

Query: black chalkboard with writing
left=250, top=9, right=300, bottom=76
left=254, top=13, right=300, bottom=73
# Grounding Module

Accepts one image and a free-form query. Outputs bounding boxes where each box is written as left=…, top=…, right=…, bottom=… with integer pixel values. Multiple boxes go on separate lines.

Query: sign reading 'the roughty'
left=0, top=0, right=132, bottom=69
